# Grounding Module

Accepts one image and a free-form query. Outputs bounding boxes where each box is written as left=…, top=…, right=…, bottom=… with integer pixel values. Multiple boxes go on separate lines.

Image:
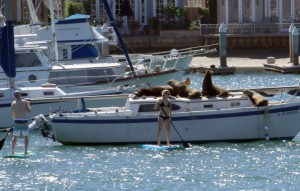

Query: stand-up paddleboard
left=3, top=151, right=36, bottom=159
left=141, top=144, right=185, bottom=150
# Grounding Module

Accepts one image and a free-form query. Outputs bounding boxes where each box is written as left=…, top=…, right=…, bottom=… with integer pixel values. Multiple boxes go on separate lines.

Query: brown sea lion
left=202, top=70, right=229, bottom=97
left=243, top=89, right=269, bottom=106
left=134, top=86, right=176, bottom=97
left=167, top=79, right=201, bottom=99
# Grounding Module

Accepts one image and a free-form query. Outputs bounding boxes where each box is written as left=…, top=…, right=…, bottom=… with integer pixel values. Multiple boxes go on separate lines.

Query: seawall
left=117, top=31, right=290, bottom=53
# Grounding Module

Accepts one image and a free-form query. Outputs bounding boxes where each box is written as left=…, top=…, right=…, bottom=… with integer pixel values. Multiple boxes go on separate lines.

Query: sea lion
left=243, top=89, right=269, bottom=106
left=202, top=70, right=229, bottom=97
left=167, top=79, right=201, bottom=99
left=134, top=86, right=176, bottom=97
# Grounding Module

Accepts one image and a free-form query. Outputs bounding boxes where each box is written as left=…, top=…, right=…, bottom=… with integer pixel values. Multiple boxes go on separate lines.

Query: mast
left=26, top=0, right=40, bottom=24
left=49, top=0, right=59, bottom=65
left=102, top=0, right=137, bottom=78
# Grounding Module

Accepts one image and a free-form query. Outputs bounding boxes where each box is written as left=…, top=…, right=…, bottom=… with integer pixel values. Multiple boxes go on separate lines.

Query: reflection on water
left=187, top=71, right=300, bottom=90
left=1, top=72, right=300, bottom=190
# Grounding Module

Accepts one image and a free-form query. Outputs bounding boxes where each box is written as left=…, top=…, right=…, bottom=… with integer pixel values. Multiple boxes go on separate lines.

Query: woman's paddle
left=159, top=103, right=190, bottom=148
left=0, top=126, right=13, bottom=151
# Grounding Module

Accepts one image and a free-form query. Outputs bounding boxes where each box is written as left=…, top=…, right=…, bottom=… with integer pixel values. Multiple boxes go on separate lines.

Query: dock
left=188, top=50, right=290, bottom=74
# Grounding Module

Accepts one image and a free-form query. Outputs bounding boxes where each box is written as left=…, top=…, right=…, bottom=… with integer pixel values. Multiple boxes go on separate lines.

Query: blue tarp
left=65, top=14, right=90, bottom=20
left=55, top=14, right=90, bottom=25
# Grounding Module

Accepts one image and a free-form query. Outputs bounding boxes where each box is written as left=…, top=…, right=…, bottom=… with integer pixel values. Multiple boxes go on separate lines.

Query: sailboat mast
left=26, top=0, right=40, bottom=24
left=49, top=0, right=59, bottom=65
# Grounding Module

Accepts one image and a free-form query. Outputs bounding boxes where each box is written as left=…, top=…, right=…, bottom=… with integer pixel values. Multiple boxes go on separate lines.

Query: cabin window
left=21, top=93, right=28, bottom=97
left=231, top=101, right=240, bottom=107
left=0, top=93, right=4, bottom=97
left=204, top=104, right=213, bottom=108
left=138, top=103, right=181, bottom=112
left=16, top=52, right=42, bottom=67
left=44, top=91, right=54, bottom=96
left=62, top=49, right=68, bottom=59
left=48, top=68, right=116, bottom=85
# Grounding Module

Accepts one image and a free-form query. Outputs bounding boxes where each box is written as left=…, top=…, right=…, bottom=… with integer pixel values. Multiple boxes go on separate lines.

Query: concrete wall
left=120, top=32, right=290, bottom=53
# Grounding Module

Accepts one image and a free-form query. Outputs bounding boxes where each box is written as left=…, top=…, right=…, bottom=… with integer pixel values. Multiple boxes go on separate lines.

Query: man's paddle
left=159, top=102, right=190, bottom=148
left=0, top=126, right=13, bottom=150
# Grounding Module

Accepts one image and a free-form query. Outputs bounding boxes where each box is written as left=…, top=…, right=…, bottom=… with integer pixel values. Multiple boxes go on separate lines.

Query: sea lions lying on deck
left=202, top=70, right=229, bottom=97
left=134, top=86, right=176, bottom=97
left=243, top=89, right=269, bottom=106
left=167, top=79, right=201, bottom=99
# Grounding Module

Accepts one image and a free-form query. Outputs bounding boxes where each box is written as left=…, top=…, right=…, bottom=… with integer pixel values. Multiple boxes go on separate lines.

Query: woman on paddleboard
left=11, top=90, right=31, bottom=155
left=154, top=89, right=172, bottom=146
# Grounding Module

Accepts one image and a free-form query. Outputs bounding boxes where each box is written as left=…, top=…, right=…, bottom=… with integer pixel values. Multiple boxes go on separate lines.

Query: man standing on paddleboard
left=11, top=90, right=31, bottom=155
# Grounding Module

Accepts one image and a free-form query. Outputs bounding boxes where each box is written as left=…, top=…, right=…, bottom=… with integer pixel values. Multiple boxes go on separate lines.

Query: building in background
left=6, top=0, right=207, bottom=27
left=90, top=0, right=207, bottom=25
left=217, top=0, right=300, bottom=32
left=7, top=0, right=64, bottom=24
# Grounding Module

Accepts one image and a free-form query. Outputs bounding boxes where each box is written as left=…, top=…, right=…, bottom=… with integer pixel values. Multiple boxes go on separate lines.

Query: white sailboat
left=48, top=84, right=300, bottom=145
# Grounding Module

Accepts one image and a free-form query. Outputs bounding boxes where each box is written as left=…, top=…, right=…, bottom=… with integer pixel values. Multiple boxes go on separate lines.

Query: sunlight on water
left=187, top=71, right=300, bottom=90
left=1, top=72, right=300, bottom=190
left=1, top=136, right=300, bottom=190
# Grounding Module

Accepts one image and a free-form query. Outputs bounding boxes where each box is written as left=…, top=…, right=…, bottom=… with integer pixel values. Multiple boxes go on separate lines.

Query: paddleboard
left=3, top=151, right=36, bottom=159
left=141, top=144, right=185, bottom=150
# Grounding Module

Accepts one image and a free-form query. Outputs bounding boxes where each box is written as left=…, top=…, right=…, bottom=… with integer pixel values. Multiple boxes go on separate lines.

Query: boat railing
left=150, top=44, right=218, bottom=57
left=118, top=44, right=218, bottom=71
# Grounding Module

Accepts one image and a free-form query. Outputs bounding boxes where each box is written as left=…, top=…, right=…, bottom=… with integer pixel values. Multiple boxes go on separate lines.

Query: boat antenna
left=102, top=0, right=137, bottom=79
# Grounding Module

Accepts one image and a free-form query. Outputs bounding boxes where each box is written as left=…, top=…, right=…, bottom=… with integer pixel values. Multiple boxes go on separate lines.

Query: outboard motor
left=29, top=114, right=55, bottom=141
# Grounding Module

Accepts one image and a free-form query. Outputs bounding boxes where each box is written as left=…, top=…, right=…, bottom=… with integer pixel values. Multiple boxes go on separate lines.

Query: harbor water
left=1, top=71, right=300, bottom=190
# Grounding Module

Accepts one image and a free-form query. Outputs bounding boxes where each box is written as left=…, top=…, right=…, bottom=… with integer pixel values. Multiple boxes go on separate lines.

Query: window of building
left=228, top=0, right=239, bottom=22
left=296, top=0, right=300, bottom=22
left=282, top=0, right=291, bottom=23
left=242, top=0, right=252, bottom=22
left=270, top=0, right=279, bottom=22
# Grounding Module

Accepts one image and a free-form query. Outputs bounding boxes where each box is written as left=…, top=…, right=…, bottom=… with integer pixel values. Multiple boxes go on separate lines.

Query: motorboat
left=47, top=86, right=300, bottom=145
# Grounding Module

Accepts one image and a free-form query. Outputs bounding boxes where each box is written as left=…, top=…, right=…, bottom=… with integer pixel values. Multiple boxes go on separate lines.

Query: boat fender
left=264, top=126, right=270, bottom=140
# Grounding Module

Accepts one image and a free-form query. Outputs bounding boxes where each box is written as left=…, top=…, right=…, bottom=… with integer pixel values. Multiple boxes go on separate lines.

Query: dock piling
left=219, top=23, right=227, bottom=67
left=292, top=27, right=299, bottom=66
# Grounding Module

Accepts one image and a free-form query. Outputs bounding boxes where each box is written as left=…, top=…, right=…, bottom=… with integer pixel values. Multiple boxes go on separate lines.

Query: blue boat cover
left=65, top=14, right=90, bottom=20
left=72, top=44, right=98, bottom=59
left=55, top=14, right=90, bottom=25
left=0, top=21, right=16, bottom=78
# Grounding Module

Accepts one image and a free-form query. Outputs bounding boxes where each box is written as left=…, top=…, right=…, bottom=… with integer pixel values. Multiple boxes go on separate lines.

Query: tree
left=64, top=0, right=86, bottom=17
left=208, top=0, right=217, bottom=24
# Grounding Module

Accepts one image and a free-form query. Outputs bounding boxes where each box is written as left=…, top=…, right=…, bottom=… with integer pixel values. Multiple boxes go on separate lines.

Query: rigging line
left=264, top=107, right=281, bottom=141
